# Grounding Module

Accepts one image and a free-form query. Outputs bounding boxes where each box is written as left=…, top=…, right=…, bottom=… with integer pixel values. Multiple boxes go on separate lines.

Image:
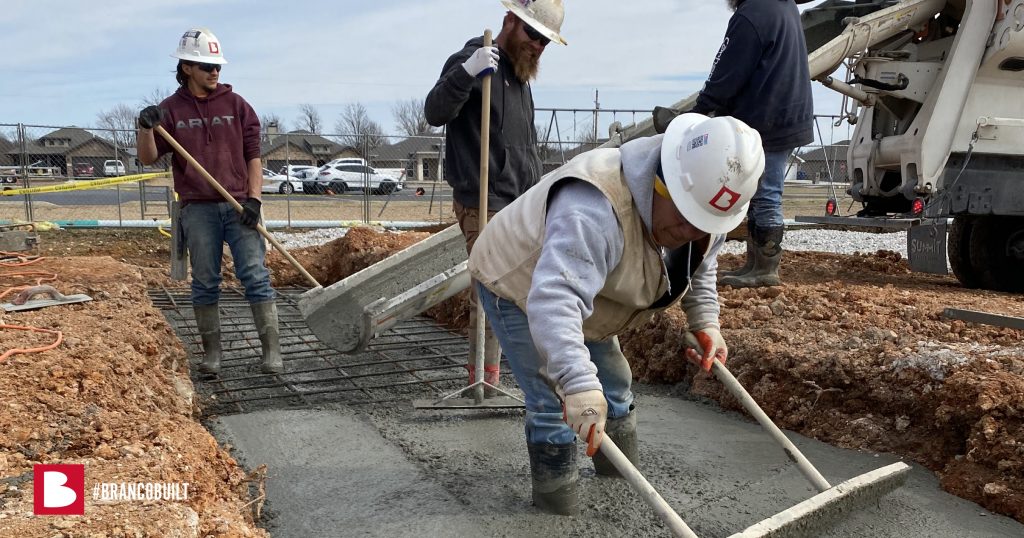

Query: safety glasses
left=523, top=24, right=550, bottom=46
left=187, top=61, right=222, bottom=73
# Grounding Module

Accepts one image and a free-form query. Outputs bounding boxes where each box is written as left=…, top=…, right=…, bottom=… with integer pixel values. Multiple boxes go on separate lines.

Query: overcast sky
left=0, top=0, right=843, bottom=140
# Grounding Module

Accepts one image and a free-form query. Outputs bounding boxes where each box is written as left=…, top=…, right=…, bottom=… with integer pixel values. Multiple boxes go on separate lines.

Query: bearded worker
left=425, top=0, right=566, bottom=396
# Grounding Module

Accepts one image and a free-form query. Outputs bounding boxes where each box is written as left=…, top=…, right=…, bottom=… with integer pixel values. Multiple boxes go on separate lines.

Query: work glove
left=684, top=328, right=728, bottom=372
left=239, top=198, right=262, bottom=228
left=138, top=106, right=164, bottom=129
left=562, top=389, right=607, bottom=457
left=462, top=46, right=499, bottom=78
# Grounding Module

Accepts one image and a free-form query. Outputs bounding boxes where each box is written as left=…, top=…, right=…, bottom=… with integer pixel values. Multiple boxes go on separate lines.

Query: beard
left=507, top=34, right=541, bottom=83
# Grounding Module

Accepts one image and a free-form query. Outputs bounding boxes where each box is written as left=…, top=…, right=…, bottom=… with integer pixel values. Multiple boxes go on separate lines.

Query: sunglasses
left=523, top=24, right=550, bottom=46
left=186, top=61, right=222, bottom=73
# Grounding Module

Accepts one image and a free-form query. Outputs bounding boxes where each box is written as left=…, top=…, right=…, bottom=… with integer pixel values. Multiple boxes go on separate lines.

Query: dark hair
left=176, top=60, right=189, bottom=87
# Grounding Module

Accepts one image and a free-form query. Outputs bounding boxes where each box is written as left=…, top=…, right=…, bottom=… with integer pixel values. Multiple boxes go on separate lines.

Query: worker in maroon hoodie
left=136, top=27, right=282, bottom=376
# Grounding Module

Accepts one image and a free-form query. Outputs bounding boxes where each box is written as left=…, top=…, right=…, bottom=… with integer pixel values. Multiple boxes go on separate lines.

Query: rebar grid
left=149, top=286, right=486, bottom=415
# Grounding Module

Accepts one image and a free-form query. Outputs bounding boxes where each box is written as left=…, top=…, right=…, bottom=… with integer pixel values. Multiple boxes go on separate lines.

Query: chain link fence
left=0, top=113, right=852, bottom=228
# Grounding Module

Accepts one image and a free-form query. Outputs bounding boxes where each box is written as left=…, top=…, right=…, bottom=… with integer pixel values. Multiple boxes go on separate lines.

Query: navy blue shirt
left=692, top=0, right=814, bottom=151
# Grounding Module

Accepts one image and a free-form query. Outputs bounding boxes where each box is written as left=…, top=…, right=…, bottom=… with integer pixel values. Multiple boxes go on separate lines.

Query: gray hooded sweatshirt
left=526, top=135, right=724, bottom=394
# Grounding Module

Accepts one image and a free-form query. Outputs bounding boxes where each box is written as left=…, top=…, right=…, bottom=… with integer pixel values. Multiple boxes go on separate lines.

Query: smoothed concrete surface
left=212, top=386, right=1024, bottom=537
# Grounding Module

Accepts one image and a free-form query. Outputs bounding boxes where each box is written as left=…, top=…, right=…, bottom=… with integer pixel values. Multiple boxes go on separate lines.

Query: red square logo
left=33, top=464, right=85, bottom=516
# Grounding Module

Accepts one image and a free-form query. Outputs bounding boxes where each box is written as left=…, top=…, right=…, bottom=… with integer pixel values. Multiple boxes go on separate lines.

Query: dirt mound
left=621, top=249, right=1024, bottom=522
left=0, top=257, right=265, bottom=536
left=266, top=226, right=431, bottom=288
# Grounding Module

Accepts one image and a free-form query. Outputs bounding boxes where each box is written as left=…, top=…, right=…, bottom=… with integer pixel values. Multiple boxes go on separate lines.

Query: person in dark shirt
left=692, top=0, right=815, bottom=288
left=424, top=0, right=566, bottom=395
left=136, top=27, right=282, bottom=376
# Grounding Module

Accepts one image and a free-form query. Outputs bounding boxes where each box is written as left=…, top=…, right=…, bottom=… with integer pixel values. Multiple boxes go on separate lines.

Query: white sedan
left=261, top=168, right=303, bottom=195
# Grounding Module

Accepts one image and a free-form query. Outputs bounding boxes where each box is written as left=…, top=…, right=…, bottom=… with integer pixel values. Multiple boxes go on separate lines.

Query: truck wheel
left=969, top=216, right=1024, bottom=293
left=948, top=216, right=981, bottom=289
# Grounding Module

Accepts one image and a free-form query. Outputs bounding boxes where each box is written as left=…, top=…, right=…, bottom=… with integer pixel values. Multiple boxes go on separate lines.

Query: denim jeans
left=181, top=201, right=275, bottom=306
left=477, top=283, right=634, bottom=445
left=747, top=149, right=792, bottom=229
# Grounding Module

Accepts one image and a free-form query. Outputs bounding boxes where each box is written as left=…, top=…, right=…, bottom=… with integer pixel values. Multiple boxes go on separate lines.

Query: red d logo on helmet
left=708, top=186, right=741, bottom=212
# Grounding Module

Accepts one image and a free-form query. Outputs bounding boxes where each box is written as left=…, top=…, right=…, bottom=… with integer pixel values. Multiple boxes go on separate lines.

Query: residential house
left=797, top=141, right=851, bottom=184
left=375, top=135, right=444, bottom=182
left=5, top=127, right=123, bottom=177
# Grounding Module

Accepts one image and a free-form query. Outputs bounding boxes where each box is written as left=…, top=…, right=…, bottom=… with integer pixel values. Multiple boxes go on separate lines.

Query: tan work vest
left=470, top=148, right=707, bottom=340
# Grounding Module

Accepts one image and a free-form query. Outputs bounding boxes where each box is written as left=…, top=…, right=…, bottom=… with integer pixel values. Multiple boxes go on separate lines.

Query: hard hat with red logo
left=171, top=27, right=227, bottom=64
left=500, top=0, right=567, bottom=46
left=660, top=113, right=764, bottom=234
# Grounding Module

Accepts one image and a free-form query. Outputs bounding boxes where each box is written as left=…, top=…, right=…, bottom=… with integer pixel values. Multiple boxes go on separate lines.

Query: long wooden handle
left=478, top=29, right=493, bottom=227
left=599, top=438, right=699, bottom=538
left=154, top=125, right=321, bottom=289
left=710, top=360, right=832, bottom=492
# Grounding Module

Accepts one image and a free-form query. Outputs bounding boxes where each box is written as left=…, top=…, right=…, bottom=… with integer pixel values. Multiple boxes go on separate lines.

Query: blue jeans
left=477, top=283, right=634, bottom=445
left=747, top=149, right=792, bottom=229
left=181, top=202, right=276, bottom=306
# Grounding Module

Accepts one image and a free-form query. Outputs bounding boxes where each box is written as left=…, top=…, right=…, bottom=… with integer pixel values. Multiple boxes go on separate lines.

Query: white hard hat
left=500, top=0, right=567, bottom=46
left=660, top=113, right=765, bottom=234
left=171, top=27, right=227, bottom=64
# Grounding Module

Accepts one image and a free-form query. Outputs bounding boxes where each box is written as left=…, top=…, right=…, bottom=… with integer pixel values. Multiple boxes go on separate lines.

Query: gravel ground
left=719, top=226, right=907, bottom=256
left=274, top=225, right=910, bottom=257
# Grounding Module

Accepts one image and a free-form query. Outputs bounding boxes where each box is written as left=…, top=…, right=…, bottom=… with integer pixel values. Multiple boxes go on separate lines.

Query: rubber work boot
left=719, top=226, right=783, bottom=288
left=527, top=442, right=579, bottom=516
left=721, top=221, right=755, bottom=279
left=194, top=304, right=222, bottom=375
left=592, top=409, right=637, bottom=478
left=251, top=301, right=283, bottom=374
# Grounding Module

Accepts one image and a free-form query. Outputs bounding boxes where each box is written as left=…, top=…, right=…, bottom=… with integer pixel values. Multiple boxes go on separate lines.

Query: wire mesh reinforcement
left=148, top=286, right=498, bottom=415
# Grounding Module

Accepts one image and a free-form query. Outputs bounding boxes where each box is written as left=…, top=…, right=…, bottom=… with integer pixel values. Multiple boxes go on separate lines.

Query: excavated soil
left=5, top=226, right=1023, bottom=532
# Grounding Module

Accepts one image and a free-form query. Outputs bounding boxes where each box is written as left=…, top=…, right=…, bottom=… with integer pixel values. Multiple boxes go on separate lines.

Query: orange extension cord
left=0, top=251, right=63, bottom=362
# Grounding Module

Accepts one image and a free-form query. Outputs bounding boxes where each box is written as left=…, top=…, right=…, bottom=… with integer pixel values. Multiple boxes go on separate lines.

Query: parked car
left=103, top=160, right=126, bottom=176
left=73, top=163, right=95, bottom=178
left=316, top=164, right=403, bottom=194
left=323, top=157, right=367, bottom=168
left=261, top=168, right=303, bottom=194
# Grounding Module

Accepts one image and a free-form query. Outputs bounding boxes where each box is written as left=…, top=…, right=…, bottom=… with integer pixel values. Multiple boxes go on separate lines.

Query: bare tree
left=392, top=98, right=436, bottom=136
left=335, top=103, right=385, bottom=154
left=296, top=104, right=322, bottom=134
left=141, top=87, right=172, bottom=107
left=96, top=103, right=138, bottom=149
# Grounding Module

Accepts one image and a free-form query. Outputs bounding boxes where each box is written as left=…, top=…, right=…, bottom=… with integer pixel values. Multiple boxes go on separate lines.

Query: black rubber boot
left=251, top=301, right=283, bottom=374
left=527, top=442, right=579, bottom=516
left=592, top=409, right=637, bottom=478
left=721, top=221, right=755, bottom=279
left=720, top=226, right=783, bottom=288
left=194, top=304, right=222, bottom=375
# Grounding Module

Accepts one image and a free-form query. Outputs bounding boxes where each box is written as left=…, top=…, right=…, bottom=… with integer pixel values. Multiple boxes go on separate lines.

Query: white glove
left=684, top=328, right=728, bottom=372
left=562, top=389, right=607, bottom=456
left=462, top=46, right=499, bottom=77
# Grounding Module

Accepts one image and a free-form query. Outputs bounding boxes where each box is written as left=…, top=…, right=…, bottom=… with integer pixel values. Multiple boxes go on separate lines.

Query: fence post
left=18, top=124, right=32, bottom=223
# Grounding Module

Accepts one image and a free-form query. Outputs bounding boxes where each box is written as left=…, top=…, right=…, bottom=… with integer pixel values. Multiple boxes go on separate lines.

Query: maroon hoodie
left=154, top=84, right=261, bottom=204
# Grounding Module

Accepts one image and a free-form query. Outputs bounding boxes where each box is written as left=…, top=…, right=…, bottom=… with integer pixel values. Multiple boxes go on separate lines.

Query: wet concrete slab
left=213, top=386, right=1024, bottom=537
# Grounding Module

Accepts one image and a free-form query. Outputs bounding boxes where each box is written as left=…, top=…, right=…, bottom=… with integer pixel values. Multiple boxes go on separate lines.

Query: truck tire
left=948, top=216, right=981, bottom=289
left=968, top=216, right=1024, bottom=293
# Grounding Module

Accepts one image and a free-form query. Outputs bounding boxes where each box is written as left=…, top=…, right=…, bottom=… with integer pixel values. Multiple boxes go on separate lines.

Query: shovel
left=153, top=125, right=321, bottom=290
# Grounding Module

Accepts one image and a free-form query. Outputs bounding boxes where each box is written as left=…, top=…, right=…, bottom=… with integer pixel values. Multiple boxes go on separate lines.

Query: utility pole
left=593, top=89, right=600, bottom=144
